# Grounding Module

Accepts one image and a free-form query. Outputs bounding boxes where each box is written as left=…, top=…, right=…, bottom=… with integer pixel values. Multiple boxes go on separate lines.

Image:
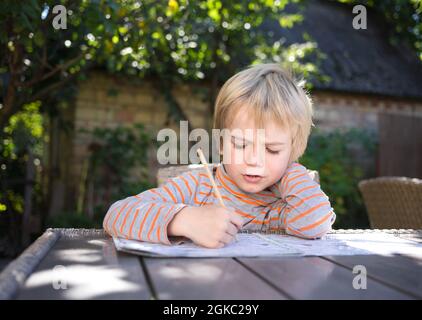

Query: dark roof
left=259, top=0, right=422, bottom=99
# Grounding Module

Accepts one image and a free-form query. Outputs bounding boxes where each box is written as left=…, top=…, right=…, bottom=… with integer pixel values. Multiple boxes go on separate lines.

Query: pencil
left=197, top=148, right=225, bottom=207
left=196, top=148, right=239, bottom=242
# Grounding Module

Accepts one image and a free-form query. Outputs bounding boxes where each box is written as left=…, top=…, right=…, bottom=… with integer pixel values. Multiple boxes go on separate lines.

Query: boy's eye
left=266, top=148, right=280, bottom=154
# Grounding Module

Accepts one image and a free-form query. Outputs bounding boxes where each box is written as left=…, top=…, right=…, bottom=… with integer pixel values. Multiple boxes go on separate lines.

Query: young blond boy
left=103, top=63, right=336, bottom=248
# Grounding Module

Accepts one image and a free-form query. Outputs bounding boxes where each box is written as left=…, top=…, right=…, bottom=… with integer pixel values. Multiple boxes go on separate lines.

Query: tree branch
left=22, top=53, right=84, bottom=88
left=25, top=72, right=79, bottom=104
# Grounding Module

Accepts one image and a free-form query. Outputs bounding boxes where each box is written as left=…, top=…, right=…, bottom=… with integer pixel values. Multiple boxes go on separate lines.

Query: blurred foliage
left=338, top=0, right=422, bottom=60
left=0, top=0, right=321, bottom=128
left=88, top=123, right=154, bottom=192
left=83, top=123, right=154, bottom=218
left=0, top=102, right=44, bottom=255
left=2, top=102, right=44, bottom=157
left=46, top=211, right=99, bottom=229
left=46, top=123, right=154, bottom=229
left=0, top=102, right=44, bottom=208
left=300, top=127, right=378, bottom=228
left=2, top=0, right=420, bottom=128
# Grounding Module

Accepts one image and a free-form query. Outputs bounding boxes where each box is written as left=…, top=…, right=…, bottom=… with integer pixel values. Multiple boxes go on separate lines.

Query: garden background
left=1, top=0, right=422, bottom=261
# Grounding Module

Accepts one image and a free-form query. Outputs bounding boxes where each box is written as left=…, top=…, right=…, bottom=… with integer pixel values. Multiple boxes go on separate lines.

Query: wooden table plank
left=0, top=229, right=60, bottom=299
left=16, top=233, right=151, bottom=300
left=238, top=257, right=414, bottom=300
left=6, top=228, right=422, bottom=300
left=323, top=254, right=422, bottom=299
left=143, top=258, right=287, bottom=300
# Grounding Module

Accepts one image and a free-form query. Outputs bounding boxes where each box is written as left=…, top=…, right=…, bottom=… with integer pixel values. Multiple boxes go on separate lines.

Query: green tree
left=0, top=0, right=320, bottom=131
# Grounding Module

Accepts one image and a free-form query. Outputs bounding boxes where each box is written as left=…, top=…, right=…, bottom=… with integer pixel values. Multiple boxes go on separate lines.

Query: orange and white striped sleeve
left=103, top=170, right=200, bottom=245
left=279, top=162, right=336, bottom=239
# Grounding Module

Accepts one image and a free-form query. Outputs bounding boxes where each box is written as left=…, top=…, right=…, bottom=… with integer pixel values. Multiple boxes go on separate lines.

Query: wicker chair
left=157, top=164, right=320, bottom=187
left=358, top=177, right=422, bottom=229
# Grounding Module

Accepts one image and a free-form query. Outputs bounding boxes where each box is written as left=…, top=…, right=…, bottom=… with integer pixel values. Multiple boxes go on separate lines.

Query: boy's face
left=222, top=106, right=293, bottom=194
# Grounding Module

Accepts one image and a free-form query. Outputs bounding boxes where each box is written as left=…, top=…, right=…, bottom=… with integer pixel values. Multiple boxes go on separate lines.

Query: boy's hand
left=168, top=205, right=244, bottom=248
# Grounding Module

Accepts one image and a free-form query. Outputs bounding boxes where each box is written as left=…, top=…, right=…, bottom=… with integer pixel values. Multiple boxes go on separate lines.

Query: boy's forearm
left=103, top=170, right=200, bottom=244
left=280, top=163, right=336, bottom=238
left=103, top=193, right=189, bottom=244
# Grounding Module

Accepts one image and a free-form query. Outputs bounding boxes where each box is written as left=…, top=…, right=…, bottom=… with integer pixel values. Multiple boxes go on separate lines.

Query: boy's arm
left=279, top=162, right=336, bottom=239
left=103, top=170, right=199, bottom=244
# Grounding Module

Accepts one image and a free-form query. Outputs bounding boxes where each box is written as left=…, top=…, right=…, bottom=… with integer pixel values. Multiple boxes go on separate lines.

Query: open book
left=113, top=231, right=422, bottom=258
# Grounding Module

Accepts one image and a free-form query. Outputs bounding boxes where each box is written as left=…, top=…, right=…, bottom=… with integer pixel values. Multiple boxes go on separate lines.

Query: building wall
left=62, top=72, right=211, bottom=211
left=313, top=91, right=422, bottom=133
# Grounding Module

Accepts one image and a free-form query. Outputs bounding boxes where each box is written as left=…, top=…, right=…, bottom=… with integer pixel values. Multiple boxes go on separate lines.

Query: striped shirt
left=103, top=162, right=336, bottom=245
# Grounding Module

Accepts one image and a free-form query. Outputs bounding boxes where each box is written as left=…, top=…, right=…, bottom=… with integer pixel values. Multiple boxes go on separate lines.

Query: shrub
left=79, top=123, right=155, bottom=221
left=300, top=127, right=378, bottom=228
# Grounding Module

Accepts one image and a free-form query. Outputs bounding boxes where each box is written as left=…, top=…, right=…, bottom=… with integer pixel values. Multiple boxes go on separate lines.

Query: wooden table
left=1, top=228, right=422, bottom=300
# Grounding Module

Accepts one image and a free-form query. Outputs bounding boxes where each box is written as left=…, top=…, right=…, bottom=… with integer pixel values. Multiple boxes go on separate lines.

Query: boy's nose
left=244, top=145, right=265, bottom=167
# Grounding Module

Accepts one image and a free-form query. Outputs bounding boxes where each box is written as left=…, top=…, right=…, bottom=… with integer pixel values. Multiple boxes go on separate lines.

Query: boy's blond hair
left=213, top=63, right=314, bottom=164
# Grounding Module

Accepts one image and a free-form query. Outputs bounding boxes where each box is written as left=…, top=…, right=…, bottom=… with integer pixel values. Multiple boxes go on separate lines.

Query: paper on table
left=113, top=233, right=302, bottom=258
left=113, top=232, right=422, bottom=258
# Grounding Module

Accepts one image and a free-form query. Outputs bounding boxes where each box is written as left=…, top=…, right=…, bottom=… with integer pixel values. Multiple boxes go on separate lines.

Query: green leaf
left=33, top=32, right=44, bottom=47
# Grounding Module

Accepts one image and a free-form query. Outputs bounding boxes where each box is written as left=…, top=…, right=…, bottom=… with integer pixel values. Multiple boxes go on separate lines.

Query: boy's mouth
left=242, top=174, right=263, bottom=183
